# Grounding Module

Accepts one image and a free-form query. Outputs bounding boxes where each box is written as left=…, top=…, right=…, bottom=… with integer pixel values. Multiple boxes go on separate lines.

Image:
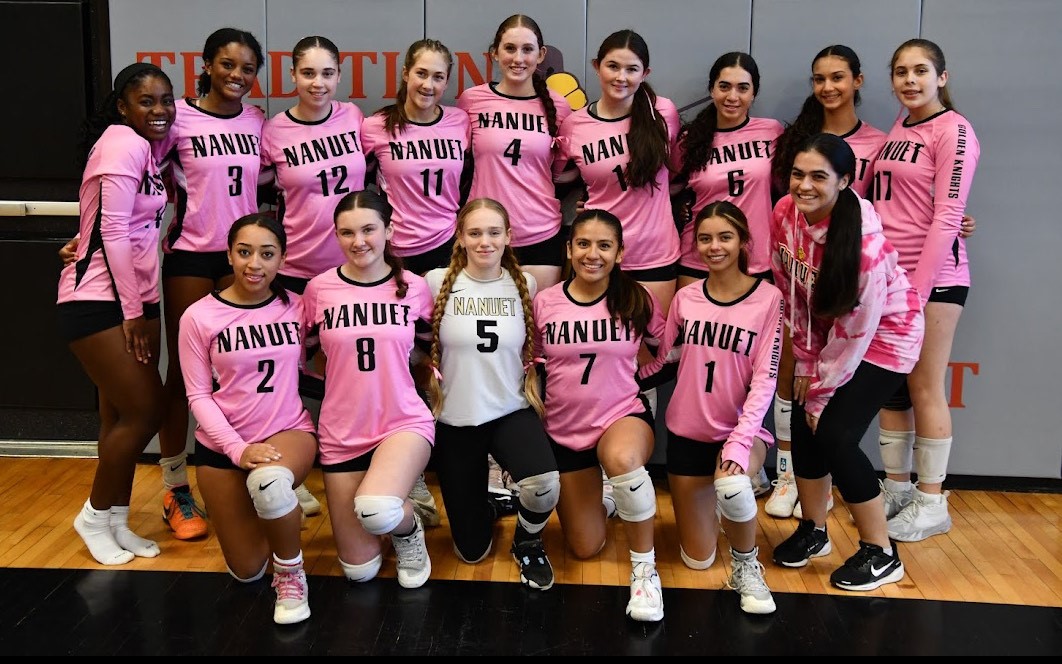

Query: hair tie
left=644, top=87, right=656, bottom=121
left=431, top=364, right=443, bottom=381
left=523, top=357, right=546, bottom=373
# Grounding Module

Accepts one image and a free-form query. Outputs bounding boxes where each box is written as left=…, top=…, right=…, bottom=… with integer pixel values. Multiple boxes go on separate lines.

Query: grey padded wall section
left=427, top=0, right=587, bottom=107
left=917, top=0, right=1062, bottom=477
left=752, top=0, right=921, bottom=138
left=101, top=0, right=1060, bottom=477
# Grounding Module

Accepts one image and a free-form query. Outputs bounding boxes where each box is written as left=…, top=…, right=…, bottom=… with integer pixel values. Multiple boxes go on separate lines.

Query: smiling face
left=117, top=74, right=176, bottom=143
left=494, top=26, right=546, bottom=89
left=790, top=149, right=850, bottom=224
left=458, top=206, right=510, bottom=275
left=292, top=46, right=339, bottom=114
left=567, top=218, right=623, bottom=287
left=335, top=207, right=392, bottom=275
left=593, top=47, right=649, bottom=110
left=204, top=42, right=259, bottom=104
left=711, top=65, right=755, bottom=128
left=891, top=46, right=947, bottom=116
left=227, top=223, right=284, bottom=300
left=696, top=214, right=745, bottom=276
left=402, top=48, right=450, bottom=119
left=812, top=55, right=862, bottom=113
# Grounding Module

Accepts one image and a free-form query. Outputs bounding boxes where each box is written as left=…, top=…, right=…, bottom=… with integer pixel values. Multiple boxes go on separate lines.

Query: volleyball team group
left=54, top=13, right=980, bottom=626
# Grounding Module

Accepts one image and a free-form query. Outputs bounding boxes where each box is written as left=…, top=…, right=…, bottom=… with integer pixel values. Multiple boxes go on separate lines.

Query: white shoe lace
left=728, top=558, right=769, bottom=595
left=629, top=562, right=661, bottom=604
left=393, top=527, right=426, bottom=568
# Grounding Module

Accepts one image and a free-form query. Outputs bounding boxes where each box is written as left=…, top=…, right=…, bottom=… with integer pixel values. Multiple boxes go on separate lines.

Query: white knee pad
left=914, top=436, right=951, bottom=485
left=608, top=467, right=657, bottom=523
left=879, top=429, right=915, bottom=475
left=245, top=466, right=298, bottom=521
left=227, top=558, right=269, bottom=583
left=517, top=471, right=560, bottom=514
left=773, top=395, right=793, bottom=442
left=340, top=554, right=382, bottom=583
left=354, top=495, right=405, bottom=535
left=679, top=546, right=716, bottom=570
left=714, top=474, right=757, bottom=523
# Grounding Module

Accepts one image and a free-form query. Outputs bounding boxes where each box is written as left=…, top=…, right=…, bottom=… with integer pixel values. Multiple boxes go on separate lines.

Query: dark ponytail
left=773, top=45, right=863, bottom=191
left=379, top=39, right=453, bottom=138
left=569, top=209, right=653, bottom=337
left=679, top=52, right=759, bottom=178
left=798, top=134, right=861, bottom=318
left=596, top=30, right=668, bottom=190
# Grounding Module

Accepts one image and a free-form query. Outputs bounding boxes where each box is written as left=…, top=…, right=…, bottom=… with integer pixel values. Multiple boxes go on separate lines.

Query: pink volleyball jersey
left=178, top=292, right=316, bottom=467
left=158, top=99, right=265, bottom=253
left=771, top=195, right=924, bottom=418
left=302, top=269, right=435, bottom=464
left=260, top=101, right=367, bottom=279
left=360, top=107, right=471, bottom=257
left=57, top=124, right=167, bottom=319
left=533, top=281, right=665, bottom=451
left=872, top=109, right=980, bottom=302
left=554, top=97, right=681, bottom=271
left=676, top=117, right=783, bottom=274
left=457, top=83, right=573, bottom=247
left=638, top=278, right=783, bottom=471
left=841, top=120, right=887, bottom=198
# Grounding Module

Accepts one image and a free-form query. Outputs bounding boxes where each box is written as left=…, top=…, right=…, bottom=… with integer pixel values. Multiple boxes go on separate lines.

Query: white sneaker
left=727, top=551, right=776, bottom=615
left=793, top=492, right=834, bottom=520
left=881, top=479, right=914, bottom=519
left=764, top=474, right=798, bottom=518
left=391, top=513, right=432, bottom=588
left=295, top=483, right=321, bottom=516
left=409, top=474, right=441, bottom=527
left=272, top=562, right=311, bottom=625
left=752, top=467, right=771, bottom=497
left=887, top=489, right=952, bottom=542
left=487, top=454, right=513, bottom=498
left=626, top=561, right=664, bottom=622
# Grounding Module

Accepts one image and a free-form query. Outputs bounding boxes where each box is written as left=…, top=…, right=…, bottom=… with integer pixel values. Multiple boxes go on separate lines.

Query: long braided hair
left=427, top=198, right=544, bottom=418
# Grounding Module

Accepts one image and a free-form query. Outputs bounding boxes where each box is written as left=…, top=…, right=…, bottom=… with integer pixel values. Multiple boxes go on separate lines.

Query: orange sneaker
left=163, top=485, right=208, bottom=540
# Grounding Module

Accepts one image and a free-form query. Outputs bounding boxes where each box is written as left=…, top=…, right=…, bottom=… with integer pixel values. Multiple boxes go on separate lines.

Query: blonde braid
left=502, top=247, right=545, bottom=419
left=427, top=243, right=468, bottom=418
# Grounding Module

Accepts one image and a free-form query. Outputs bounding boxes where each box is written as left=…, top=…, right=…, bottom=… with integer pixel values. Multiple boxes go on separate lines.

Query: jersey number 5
left=477, top=320, right=499, bottom=352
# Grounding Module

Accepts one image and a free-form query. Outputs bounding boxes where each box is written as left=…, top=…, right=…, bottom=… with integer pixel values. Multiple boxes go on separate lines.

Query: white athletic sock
left=160, top=452, right=190, bottom=490
left=74, top=499, right=133, bottom=565
left=630, top=548, right=656, bottom=566
left=776, top=449, right=794, bottom=478
left=274, top=552, right=304, bottom=568
left=109, top=506, right=160, bottom=558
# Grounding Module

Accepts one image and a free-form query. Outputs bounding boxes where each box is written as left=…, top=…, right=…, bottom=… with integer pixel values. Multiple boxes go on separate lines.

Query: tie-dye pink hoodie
left=771, top=194, right=924, bottom=418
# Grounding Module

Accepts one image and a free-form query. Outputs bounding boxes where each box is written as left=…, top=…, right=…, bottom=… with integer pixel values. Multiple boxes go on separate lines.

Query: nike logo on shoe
left=630, top=482, right=644, bottom=492
left=534, top=489, right=552, bottom=497
left=724, top=492, right=739, bottom=500
left=258, top=479, right=277, bottom=491
left=870, top=563, right=893, bottom=576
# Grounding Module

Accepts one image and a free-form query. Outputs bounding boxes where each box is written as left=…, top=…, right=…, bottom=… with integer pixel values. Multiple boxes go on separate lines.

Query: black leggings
left=791, top=361, right=907, bottom=505
left=433, top=408, right=557, bottom=561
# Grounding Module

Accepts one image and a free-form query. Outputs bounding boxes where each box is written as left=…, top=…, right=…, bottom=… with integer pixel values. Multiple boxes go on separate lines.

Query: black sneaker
left=511, top=537, right=554, bottom=590
left=830, top=540, right=904, bottom=591
left=772, top=519, right=832, bottom=568
left=487, top=492, right=518, bottom=520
